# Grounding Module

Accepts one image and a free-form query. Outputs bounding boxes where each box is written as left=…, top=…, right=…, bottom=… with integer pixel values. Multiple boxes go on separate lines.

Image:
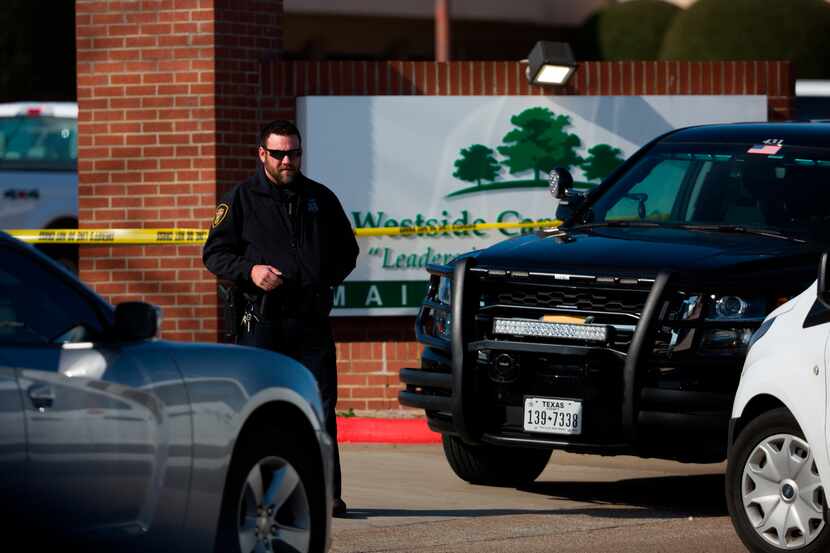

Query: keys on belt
left=240, top=309, right=259, bottom=333
left=240, top=294, right=268, bottom=333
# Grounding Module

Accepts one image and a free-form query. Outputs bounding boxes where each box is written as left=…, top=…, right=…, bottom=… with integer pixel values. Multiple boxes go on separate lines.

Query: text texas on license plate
left=523, top=397, right=582, bottom=435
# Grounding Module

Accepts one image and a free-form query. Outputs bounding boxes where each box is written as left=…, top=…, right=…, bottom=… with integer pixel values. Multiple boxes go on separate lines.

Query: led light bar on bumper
left=493, top=317, right=609, bottom=342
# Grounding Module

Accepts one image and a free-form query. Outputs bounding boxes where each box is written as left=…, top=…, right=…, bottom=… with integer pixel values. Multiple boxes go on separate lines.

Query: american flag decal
left=747, top=144, right=782, bottom=155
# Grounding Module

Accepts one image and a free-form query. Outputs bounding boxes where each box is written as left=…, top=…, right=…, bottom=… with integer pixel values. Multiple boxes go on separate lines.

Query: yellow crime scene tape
left=6, top=228, right=211, bottom=245
left=6, top=220, right=561, bottom=245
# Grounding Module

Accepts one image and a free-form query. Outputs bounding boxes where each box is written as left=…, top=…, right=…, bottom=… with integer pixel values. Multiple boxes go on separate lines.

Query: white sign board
left=297, top=95, right=767, bottom=315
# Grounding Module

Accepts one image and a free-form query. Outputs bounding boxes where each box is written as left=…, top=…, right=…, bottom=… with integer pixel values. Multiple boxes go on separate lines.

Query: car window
left=0, top=246, right=105, bottom=344
left=0, top=116, right=77, bottom=171
left=583, top=143, right=830, bottom=240
left=605, top=159, right=689, bottom=222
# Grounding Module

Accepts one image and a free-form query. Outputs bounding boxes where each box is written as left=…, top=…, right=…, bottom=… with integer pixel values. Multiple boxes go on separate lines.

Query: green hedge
left=660, top=0, right=830, bottom=78
left=597, top=0, right=680, bottom=61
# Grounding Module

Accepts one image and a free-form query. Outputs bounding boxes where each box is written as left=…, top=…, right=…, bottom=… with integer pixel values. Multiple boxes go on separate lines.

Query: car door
left=0, top=243, right=190, bottom=539
left=0, top=350, right=26, bottom=525
left=798, top=298, right=830, bottom=463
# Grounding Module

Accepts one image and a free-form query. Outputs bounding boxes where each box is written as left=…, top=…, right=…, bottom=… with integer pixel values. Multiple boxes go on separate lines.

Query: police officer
left=203, top=119, right=359, bottom=517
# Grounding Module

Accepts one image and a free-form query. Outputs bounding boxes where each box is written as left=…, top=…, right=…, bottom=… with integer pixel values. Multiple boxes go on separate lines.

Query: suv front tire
left=442, top=434, right=552, bottom=487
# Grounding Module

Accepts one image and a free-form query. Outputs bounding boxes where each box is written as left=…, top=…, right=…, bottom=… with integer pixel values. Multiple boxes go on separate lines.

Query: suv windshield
left=0, top=116, right=77, bottom=171
left=578, top=142, right=830, bottom=241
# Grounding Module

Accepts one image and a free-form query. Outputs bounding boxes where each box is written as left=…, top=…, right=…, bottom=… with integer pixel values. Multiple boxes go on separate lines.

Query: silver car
left=0, top=231, right=333, bottom=552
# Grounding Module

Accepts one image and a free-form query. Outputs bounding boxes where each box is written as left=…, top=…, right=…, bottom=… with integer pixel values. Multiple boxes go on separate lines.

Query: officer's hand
left=251, top=265, right=284, bottom=291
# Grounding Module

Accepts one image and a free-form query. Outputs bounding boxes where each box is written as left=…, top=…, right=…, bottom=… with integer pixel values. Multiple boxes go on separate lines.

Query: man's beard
left=265, top=163, right=299, bottom=185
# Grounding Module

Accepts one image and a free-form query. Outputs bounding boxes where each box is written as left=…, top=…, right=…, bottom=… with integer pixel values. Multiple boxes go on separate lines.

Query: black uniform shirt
left=203, top=165, right=359, bottom=315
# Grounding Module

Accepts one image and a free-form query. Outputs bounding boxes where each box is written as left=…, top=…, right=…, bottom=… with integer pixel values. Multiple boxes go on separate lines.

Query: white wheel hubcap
left=742, top=433, right=825, bottom=549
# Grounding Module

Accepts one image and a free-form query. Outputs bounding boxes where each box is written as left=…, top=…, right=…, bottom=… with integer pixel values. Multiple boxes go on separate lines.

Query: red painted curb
left=336, top=417, right=441, bottom=444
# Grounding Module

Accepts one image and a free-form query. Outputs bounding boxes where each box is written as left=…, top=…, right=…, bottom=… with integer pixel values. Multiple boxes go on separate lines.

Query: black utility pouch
left=218, top=282, right=242, bottom=340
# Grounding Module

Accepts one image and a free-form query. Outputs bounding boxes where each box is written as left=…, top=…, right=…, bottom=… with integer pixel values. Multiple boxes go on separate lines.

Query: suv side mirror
left=819, top=253, right=830, bottom=309
left=114, top=302, right=161, bottom=341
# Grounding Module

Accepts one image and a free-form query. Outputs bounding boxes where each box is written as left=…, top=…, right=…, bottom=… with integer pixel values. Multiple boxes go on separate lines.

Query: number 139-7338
left=524, top=397, right=582, bottom=435
left=526, top=409, right=578, bottom=430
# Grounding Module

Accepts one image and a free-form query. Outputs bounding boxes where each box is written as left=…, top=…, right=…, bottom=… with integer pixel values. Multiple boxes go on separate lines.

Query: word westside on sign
left=368, top=246, right=462, bottom=269
left=352, top=210, right=557, bottom=238
left=352, top=210, right=487, bottom=237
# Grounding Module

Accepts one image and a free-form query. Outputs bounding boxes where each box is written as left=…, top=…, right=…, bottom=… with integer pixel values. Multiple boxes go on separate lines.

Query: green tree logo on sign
left=582, top=144, right=625, bottom=181
left=498, top=107, right=582, bottom=181
left=448, top=107, right=626, bottom=198
left=453, top=144, right=501, bottom=186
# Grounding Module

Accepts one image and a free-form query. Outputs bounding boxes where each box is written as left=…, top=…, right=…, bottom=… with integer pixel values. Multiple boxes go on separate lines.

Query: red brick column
left=75, top=0, right=282, bottom=342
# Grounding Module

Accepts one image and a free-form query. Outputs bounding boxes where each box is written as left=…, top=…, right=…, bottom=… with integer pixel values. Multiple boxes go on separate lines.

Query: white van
left=0, top=102, right=78, bottom=269
left=727, top=254, right=830, bottom=552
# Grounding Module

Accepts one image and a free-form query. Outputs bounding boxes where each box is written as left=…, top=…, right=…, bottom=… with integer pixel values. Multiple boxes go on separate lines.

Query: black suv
left=401, top=123, right=830, bottom=485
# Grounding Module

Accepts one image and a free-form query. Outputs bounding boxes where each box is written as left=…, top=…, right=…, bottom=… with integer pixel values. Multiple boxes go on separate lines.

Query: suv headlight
left=666, top=294, right=766, bottom=321
left=700, top=295, right=767, bottom=355
left=422, top=269, right=453, bottom=341
left=706, top=295, right=766, bottom=321
left=434, top=276, right=452, bottom=339
left=699, top=328, right=754, bottom=353
left=663, top=293, right=768, bottom=355
left=437, top=276, right=452, bottom=306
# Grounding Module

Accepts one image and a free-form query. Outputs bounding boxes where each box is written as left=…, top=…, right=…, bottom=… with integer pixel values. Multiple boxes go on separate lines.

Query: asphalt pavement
left=332, top=444, right=747, bottom=553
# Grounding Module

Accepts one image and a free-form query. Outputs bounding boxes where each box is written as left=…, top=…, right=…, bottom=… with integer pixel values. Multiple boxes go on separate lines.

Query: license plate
left=523, top=397, right=582, bottom=435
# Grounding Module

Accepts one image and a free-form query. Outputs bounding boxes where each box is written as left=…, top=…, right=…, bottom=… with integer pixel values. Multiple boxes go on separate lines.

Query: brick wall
left=262, top=60, right=793, bottom=117
left=76, top=0, right=281, bottom=343
left=260, top=59, right=794, bottom=411
left=75, top=2, right=794, bottom=413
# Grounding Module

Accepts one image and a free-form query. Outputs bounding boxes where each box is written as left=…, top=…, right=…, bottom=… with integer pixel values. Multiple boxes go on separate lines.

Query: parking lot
left=334, top=444, right=746, bottom=553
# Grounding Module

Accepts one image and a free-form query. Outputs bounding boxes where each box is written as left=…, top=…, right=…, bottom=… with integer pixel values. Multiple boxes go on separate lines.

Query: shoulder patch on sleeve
left=212, top=203, right=230, bottom=227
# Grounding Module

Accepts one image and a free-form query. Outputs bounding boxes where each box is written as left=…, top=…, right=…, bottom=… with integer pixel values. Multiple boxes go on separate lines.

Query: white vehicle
left=0, top=102, right=78, bottom=269
left=727, top=254, right=830, bottom=552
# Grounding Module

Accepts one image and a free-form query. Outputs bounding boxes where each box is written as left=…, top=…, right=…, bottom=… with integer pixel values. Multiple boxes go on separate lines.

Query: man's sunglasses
left=264, top=147, right=302, bottom=160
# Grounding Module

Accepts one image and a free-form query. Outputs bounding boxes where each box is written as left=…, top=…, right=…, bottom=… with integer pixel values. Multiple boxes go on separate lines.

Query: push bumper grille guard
left=399, top=263, right=456, bottom=418
left=400, top=260, right=673, bottom=445
left=399, top=259, right=478, bottom=439
left=621, top=271, right=670, bottom=441
left=450, top=257, right=478, bottom=442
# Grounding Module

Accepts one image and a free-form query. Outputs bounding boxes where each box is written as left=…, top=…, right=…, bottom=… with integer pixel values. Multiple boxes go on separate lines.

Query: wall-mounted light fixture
left=526, top=41, right=577, bottom=86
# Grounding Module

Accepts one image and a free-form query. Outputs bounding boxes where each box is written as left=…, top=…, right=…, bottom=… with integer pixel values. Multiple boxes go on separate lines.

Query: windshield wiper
left=675, top=224, right=807, bottom=243
left=571, top=220, right=661, bottom=229
left=571, top=221, right=808, bottom=243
